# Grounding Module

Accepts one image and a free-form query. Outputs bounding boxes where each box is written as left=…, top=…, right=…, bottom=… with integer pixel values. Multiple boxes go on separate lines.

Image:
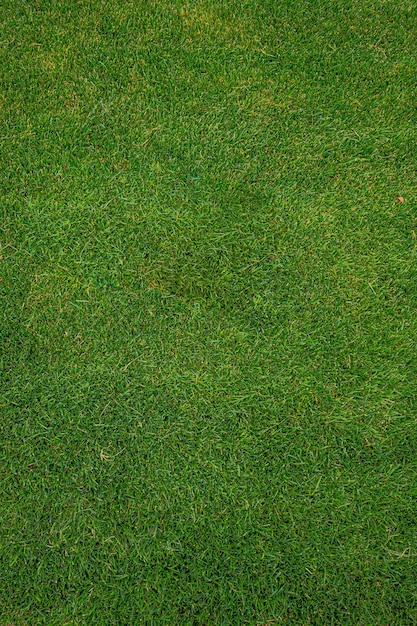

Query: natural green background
left=1, top=0, right=416, bottom=623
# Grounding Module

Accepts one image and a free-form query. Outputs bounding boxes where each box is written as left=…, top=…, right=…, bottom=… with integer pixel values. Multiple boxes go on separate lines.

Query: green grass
left=1, top=0, right=417, bottom=623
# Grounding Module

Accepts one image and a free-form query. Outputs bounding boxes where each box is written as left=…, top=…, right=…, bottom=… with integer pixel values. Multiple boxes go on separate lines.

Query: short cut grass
left=1, top=0, right=417, bottom=623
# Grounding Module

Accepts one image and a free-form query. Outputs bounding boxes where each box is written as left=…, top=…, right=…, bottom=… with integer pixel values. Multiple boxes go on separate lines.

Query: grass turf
left=1, top=0, right=417, bottom=623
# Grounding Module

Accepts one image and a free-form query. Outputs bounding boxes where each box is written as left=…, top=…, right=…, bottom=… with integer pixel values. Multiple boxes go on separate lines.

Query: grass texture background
left=1, top=0, right=417, bottom=623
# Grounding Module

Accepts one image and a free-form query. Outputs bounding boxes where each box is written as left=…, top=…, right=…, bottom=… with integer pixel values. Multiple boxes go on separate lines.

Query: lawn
left=1, top=0, right=416, bottom=623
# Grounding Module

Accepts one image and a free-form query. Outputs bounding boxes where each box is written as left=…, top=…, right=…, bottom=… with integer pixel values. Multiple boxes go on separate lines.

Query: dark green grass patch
left=1, top=0, right=417, bottom=623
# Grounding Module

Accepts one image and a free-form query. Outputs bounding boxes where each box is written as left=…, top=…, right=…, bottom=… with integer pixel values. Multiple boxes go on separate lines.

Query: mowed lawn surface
left=1, top=0, right=417, bottom=623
